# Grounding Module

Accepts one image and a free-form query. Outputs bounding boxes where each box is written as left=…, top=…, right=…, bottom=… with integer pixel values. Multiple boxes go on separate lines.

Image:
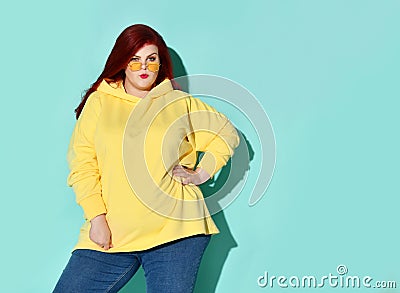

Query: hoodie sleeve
left=187, top=96, right=240, bottom=179
left=66, top=93, right=107, bottom=221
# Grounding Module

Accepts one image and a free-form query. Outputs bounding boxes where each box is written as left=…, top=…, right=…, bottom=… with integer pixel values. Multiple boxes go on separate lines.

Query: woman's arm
left=66, top=93, right=112, bottom=250
left=175, top=96, right=240, bottom=182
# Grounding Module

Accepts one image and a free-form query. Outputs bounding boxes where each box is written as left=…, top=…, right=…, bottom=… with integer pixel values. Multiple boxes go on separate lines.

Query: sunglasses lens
left=129, top=61, right=142, bottom=71
left=129, top=61, right=160, bottom=72
left=147, top=62, right=160, bottom=72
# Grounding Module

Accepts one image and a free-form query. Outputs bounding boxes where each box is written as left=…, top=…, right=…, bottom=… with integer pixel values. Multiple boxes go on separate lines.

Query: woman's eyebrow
left=132, top=52, right=159, bottom=58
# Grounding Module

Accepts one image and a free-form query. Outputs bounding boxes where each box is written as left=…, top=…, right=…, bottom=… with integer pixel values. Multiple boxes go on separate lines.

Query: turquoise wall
left=1, top=0, right=399, bottom=292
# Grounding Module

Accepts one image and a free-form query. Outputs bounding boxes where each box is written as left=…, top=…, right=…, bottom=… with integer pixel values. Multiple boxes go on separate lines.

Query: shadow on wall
left=120, top=48, right=255, bottom=293
left=195, top=133, right=254, bottom=293
left=169, top=47, right=188, bottom=78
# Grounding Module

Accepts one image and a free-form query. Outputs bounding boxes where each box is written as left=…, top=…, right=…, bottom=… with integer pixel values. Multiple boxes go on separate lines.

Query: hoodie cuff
left=78, top=194, right=107, bottom=221
left=197, top=152, right=225, bottom=180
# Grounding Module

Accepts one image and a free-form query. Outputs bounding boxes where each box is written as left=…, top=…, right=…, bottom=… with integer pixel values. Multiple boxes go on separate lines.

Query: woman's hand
left=172, top=165, right=211, bottom=185
left=89, top=214, right=113, bottom=250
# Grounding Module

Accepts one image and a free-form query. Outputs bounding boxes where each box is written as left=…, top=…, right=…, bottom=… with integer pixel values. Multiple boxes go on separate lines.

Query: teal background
left=1, top=0, right=399, bottom=292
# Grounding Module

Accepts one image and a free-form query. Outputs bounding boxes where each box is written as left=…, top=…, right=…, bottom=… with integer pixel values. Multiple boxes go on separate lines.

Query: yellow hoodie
left=67, top=79, right=240, bottom=252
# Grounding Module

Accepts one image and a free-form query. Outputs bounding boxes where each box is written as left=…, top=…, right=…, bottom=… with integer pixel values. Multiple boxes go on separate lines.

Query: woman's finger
left=173, top=165, right=185, bottom=171
left=173, top=170, right=190, bottom=177
left=172, top=175, right=189, bottom=185
left=183, top=178, right=191, bottom=185
left=173, top=164, right=187, bottom=169
left=173, top=166, right=193, bottom=176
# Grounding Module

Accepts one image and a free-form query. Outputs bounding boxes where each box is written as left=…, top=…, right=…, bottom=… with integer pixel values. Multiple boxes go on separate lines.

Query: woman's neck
left=123, top=81, right=149, bottom=99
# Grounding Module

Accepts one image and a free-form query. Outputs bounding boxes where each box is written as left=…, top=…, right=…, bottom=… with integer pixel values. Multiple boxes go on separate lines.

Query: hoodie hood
left=97, top=78, right=174, bottom=102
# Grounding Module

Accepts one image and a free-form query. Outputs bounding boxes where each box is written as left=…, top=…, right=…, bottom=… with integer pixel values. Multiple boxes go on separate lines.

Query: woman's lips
left=140, top=74, right=149, bottom=79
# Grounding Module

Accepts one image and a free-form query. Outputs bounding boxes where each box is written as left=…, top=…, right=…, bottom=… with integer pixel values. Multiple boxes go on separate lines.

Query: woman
left=53, top=24, right=239, bottom=293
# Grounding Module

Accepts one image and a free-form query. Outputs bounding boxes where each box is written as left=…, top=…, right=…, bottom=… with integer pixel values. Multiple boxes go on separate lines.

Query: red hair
left=74, top=24, right=174, bottom=119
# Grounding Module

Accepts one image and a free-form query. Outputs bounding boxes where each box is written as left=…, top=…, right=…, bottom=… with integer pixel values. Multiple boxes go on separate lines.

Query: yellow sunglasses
left=128, top=60, right=160, bottom=72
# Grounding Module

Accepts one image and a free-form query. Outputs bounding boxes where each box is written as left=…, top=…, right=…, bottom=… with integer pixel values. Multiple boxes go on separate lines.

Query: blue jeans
left=53, top=234, right=211, bottom=293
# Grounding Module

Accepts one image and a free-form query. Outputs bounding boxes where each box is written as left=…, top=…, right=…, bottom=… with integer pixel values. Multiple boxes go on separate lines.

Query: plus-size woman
left=53, top=24, right=239, bottom=293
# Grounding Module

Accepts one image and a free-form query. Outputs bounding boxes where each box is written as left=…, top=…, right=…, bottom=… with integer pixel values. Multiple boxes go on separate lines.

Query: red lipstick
left=140, top=74, right=149, bottom=79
